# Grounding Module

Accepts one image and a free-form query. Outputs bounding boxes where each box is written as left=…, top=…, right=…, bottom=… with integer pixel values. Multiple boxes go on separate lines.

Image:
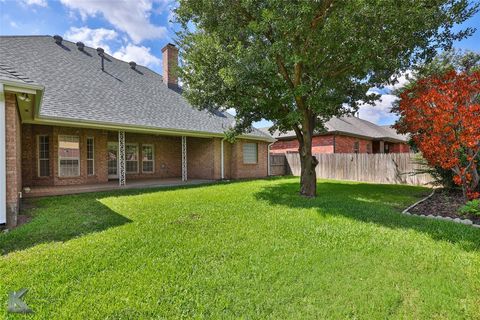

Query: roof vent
left=76, top=42, right=85, bottom=51
left=129, top=61, right=137, bottom=69
left=53, top=35, right=63, bottom=44
left=96, top=48, right=105, bottom=71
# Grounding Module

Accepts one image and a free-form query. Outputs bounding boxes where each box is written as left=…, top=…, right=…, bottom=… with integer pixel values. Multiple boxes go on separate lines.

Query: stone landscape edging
left=401, top=189, right=480, bottom=228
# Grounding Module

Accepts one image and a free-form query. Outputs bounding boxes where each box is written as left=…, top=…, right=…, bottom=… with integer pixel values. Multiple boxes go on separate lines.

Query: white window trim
left=37, top=135, right=50, bottom=177
left=142, top=144, right=155, bottom=174
left=243, top=142, right=258, bottom=164
left=58, top=135, right=80, bottom=177
left=126, top=143, right=139, bottom=174
left=87, top=137, right=95, bottom=176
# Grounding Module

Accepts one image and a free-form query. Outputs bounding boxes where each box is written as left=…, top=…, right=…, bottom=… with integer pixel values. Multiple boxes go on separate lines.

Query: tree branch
left=276, top=55, right=295, bottom=90
left=294, top=62, right=302, bottom=86
left=310, top=0, right=335, bottom=30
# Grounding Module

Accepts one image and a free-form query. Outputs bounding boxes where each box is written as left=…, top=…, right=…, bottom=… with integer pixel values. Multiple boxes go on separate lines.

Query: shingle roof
left=0, top=63, right=39, bottom=85
left=263, top=116, right=408, bottom=143
left=0, top=35, right=271, bottom=141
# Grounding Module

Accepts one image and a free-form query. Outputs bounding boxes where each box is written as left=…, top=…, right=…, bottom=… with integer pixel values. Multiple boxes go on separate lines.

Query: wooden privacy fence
left=270, top=154, right=288, bottom=176
left=284, top=153, right=434, bottom=185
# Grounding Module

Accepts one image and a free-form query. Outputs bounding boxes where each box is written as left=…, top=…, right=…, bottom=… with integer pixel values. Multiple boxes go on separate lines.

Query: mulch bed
left=409, top=188, right=480, bottom=224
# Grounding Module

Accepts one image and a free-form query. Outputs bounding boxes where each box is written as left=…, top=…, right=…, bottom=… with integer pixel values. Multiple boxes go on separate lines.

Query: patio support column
left=181, top=136, right=187, bottom=181
left=118, top=131, right=126, bottom=186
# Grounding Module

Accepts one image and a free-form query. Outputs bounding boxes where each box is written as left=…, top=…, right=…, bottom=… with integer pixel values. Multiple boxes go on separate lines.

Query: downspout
left=0, top=84, right=6, bottom=225
left=267, top=142, right=274, bottom=176
left=220, top=139, right=224, bottom=180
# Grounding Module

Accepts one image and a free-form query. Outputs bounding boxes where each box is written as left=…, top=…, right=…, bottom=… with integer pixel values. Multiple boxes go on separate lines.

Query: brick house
left=0, top=36, right=274, bottom=227
left=264, top=116, right=410, bottom=154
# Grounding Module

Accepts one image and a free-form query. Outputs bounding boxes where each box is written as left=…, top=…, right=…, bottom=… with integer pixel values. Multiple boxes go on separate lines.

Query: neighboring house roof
left=263, top=116, right=409, bottom=143
left=0, top=36, right=271, bottom=141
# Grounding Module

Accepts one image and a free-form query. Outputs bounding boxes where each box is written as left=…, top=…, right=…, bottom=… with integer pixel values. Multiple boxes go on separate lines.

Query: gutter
left=27, top=114, right=275, bottom=143
left=0, top=80, right=44, bottom=92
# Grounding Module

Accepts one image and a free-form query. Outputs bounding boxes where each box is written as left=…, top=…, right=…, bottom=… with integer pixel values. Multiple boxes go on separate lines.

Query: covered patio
left=23, top=178, right=214, bottom=198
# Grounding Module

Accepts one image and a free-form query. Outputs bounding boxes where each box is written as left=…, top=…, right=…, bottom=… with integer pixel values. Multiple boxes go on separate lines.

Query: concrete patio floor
left=22, top=178, right=215, bottom=198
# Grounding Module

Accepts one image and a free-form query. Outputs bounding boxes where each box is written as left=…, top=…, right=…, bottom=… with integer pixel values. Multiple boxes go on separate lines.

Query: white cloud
left=113, top=44, right=161, bottom=67
left=60, top=0, right=167, bottom=43
left=357, top=71, right=413, bottom=125
left=384, top=70, right=413, bottom=91
left=226, top=108, right=236, bottom=116
left=358, top=94, right=399, bottom=124
left=20, top=0, right=47, bottom=7
left=64, top=26, right=117, bottom=53
left=64, top=26, right=161, bottom=68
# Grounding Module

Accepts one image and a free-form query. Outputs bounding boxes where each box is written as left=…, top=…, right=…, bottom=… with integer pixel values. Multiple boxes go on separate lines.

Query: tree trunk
left=299, top=130, right=319, bottom=197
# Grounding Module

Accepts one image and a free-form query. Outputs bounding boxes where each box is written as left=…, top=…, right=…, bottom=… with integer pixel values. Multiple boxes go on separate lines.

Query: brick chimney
left=162, top=43, right=179, bottom=89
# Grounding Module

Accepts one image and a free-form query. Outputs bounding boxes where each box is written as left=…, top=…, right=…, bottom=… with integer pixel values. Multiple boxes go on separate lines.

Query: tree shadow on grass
left=0, top=181, right=227, bottom=256
left=255, top=180, right=480, bottom=252
left=0, top=194, right=132, bottom=255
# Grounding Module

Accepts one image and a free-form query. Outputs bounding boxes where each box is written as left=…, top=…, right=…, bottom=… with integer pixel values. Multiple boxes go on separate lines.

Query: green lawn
left=1, top=177, right=479, bottom=319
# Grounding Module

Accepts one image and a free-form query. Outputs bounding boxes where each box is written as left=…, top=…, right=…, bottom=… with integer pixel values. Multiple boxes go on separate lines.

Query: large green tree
left=175, top=0, right=478, bottom=197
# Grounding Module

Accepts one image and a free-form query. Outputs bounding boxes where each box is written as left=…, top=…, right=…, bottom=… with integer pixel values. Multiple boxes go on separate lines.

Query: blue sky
left=1, top=0, right=479, bottom=127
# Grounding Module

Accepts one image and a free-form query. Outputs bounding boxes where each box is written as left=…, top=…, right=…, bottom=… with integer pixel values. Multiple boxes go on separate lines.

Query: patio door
left=107, top=142, right=118, bottom=179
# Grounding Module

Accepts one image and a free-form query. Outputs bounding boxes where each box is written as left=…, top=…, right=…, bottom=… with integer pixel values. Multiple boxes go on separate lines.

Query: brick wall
left=52, top=127, right=109, bottom=186
left=21, top=125, right=269, bottom=189
left=22, top=125, right=109, bottom=187
left=223, top=141, right=232, bottom=179
left=270, top=138, right=299, bottom=154
left=390, top=142, right=410, bottom=153
left=270, top=135, right=335, bottom=154
left=231, top=139, right=268, bottom=179
left=5, top=92, right=22, bottom=227
left=22, top=124, right=54, bottom=186
left=22, top=126, right=183, bottom=187
left=186, top=137, right=234, bottom=180
left=187, top=137, right=216, bottom=180
left=334, top=135, right=372, bottom=153
left=270, top=134, right=410, bottom=155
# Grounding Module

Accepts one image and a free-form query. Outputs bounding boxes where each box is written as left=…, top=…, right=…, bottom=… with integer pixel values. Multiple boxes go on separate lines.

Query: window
left=142, top=144, right=154, bottom=173
left=38, top=135, right=50, bottom=177
left=87, top=137, right=94, bottom=176
left=58, top=135, right=80, bottom=177
left=243, top=143, right=258, bottom=164
left=353, top=141, right=359, bottom=153
left=126, top=144, right=139, bottom=173
left=367, top=142, right=372, bottom=154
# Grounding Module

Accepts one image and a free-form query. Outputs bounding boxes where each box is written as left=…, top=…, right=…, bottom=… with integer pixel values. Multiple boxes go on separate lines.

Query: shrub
left=395, top=70, right=480, bottom=201
left=411, top=155, right=457, bottom=189
left=459, top=199, right=480, bottom=217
